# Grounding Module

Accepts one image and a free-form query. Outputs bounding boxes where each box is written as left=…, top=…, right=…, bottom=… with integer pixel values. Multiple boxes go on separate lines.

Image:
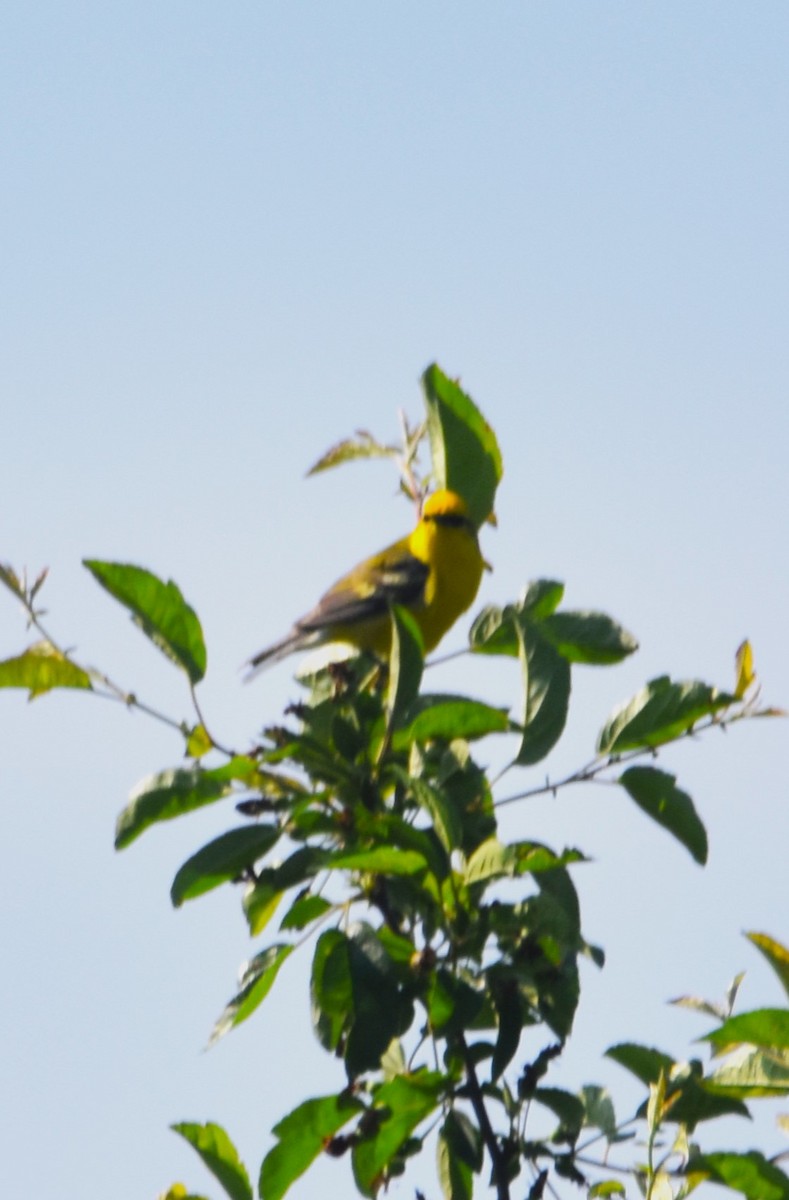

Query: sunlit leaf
left=171, top=1122, right=252, bottom=1200
left=707, top=1045, right=789, bottom=1097
left=598, top=676, right=736, bottom=754
left=209, top=945, right=293, bottom=1047
left=186, top=723, right=213, bottom=758
left=422, top=364, right=502, bottom=527
left=83, top=559, right=207, bottom=683
left=735, top=639, right=757, bottom=699
left=115, top=758, right=256, bottom=849
left=747, top=933, right=789, bottom=1002
left=702, top=1009, right=789, bottom=1056
left=0, top=642, right=92, bottom=698
left=259, top=1092, right=364, bottom=1200
left=687, top=1151, right=789, bottom=1200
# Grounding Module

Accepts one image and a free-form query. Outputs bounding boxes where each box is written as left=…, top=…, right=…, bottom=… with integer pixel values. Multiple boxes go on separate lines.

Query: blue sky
left=2, top=4, right=788, bottom=1198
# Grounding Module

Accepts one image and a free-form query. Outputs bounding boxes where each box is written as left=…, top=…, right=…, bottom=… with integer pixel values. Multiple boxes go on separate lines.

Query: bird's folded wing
left=296, top=551, right=429, bottom=633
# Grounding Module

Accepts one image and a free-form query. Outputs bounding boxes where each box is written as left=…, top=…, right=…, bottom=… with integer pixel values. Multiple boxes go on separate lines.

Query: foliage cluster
left=2, top=366, right=787, bottom=1200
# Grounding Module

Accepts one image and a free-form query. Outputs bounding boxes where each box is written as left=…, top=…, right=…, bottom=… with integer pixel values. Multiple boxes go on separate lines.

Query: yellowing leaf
left=186, top=723, right=213, bottom=759
left=735, top=639, right=756, bottom=699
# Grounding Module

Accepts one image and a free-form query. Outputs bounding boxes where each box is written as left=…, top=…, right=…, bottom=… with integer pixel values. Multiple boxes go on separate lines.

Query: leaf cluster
left=2, top=369, right=786, bottom=1200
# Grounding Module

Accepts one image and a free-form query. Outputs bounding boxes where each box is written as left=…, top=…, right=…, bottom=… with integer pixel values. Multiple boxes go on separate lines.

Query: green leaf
left=597, top=676, right=736, bottom=754
left=747, top=933, right=789, bottom=1002
left=243, top=847, right=328, bottom=936
left=515, top=621, right=571, bottom=765
left=83, top=559, right=207, bottom=683
left=440, top=1110, right=483, bottom=1173
left=540, top=611, right=638, bottom=665
left=702, top=1009, right=789, bottom=1055
left=209, top=945, right=293, bottom=1046
left=464, top=838, right=584, bottom=886
left=469, top=583, right=566, bottom=657
left=394, top=694, right=512, bottom=747
left=688, top=1152, right=789, bottom=1200
left=259, top=1092, right=364, bottom=1200
left=171, top=1122, right=252, bottom=1200
left=491, top=985, right=524, bottom=1081
left=580, top=1085, right=618, bottom=1140
left=533, top=1087, right=586, bottom=1142
left=311, top=926, right=412, bottom=1079
left=437, top=1119, right=473, bottom=1200
left=352, top=1071, right=445, bottom=1198
left=170, top=825, right=281, bottom=906
left=422, top=363, right=502, bottom=528
left=115, top=760, right=253, bottom=849
left=411, top=778, right=462, bottom=854
left=386, top=606, right=424, bottom=732
left=619, top=767, right=708, bottom=865
left=606, top=1042, right=675, bottom=1085
left=279, top=894, right=332, bottom=932
left=708, top=1046, right=789, bottom=1097
left=0, top=643, right=92, bottom=698
left=588, top=1183, right=626, bottom=1198
left=328, top=847, right=428, bottom=876
left=306, top=432, right=399, bottom=476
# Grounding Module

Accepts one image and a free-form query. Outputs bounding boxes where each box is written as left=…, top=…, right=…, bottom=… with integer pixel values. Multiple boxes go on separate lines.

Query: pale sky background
left=2, top=4, right=788, bottom=1198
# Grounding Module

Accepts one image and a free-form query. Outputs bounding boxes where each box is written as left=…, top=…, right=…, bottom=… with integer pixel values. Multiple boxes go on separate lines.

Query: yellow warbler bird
left=246, top=489, right=484, bottom=676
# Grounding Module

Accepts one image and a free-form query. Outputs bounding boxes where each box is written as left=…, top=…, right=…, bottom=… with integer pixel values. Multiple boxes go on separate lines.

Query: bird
left=245, top=489, right=485, bottom=676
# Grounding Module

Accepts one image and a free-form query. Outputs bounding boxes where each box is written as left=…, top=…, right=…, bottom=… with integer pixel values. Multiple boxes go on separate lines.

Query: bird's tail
left=243, top=627, right=322, bottom=681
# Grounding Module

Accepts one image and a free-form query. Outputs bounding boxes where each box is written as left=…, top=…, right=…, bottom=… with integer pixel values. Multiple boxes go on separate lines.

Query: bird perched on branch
left=246, top=489, right=484, bottom=677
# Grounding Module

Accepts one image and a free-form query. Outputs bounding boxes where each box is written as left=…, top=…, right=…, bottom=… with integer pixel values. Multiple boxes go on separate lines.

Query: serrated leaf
left=170, top=825, right=281, bottom=906
left=259, top=1092, right=364, bottom=1200
left=422, top=364, right=502, bottom=528
left=687, top=1151, right=789, bottom=1200
left=171, top=1122, right=252, bottom=1200
left=619, top=766, right=708, bottom=864
left=748, top=933, right=789, bottom=1002
left=540, top=610, right=638, bottom=665
left=0, top=642, right=92, bottom=698
left=515, top=621, right=570, bottom=765
left=597, top=676, right=736, bottom=754
left=209, top=945, right=293, bottom=1046
left=83, top=559, right=206, bottom=683
left=116, top=760, right=253, bottom=849
left=306, top=433, right=399, bottom=476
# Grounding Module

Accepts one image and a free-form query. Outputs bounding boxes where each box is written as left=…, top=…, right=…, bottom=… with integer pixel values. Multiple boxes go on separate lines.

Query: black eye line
left=430, top=512, right=473, bottom=530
